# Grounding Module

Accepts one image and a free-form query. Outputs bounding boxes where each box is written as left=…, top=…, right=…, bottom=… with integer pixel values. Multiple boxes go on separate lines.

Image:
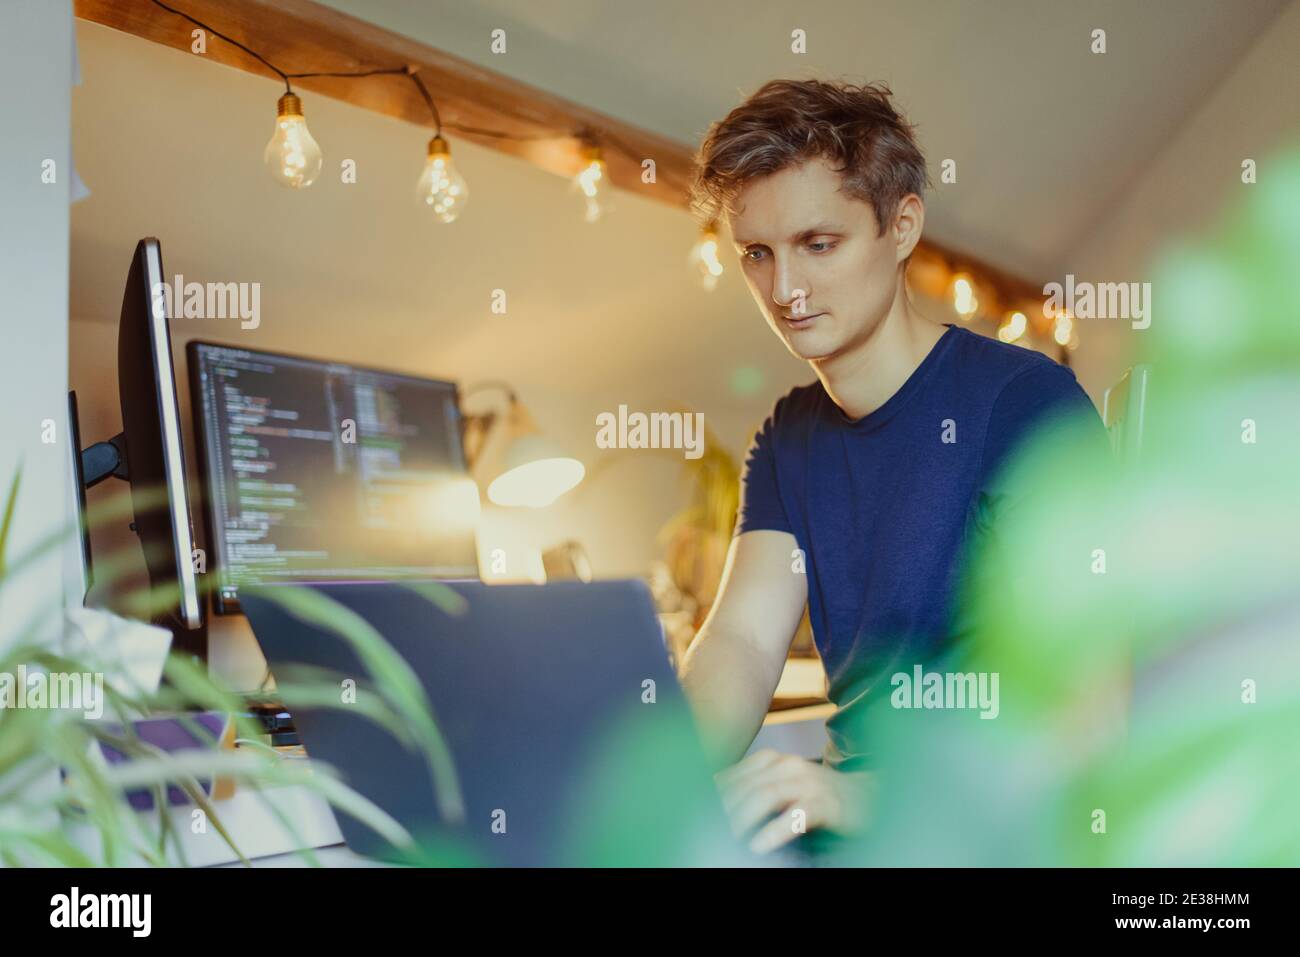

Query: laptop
left=241, top=579, right=749, bottom=866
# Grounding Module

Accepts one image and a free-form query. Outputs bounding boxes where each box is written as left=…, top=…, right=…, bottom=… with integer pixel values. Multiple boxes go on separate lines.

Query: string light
left=416, top=135, right=469, bottom=222
left=148, top=0, right=575, bottom=218
left=935, top=253, right=1079, bottom=352
left=573, top=140, right=609, bottom=223
left=997, top=310, right=1028, bottom=343
left=264, top=92, right=323, bottom=188
left=690, top=222, right=725, bottom=291
left=1053, top=310, right=1079, bottom=349
left=950, top=272, right=979, bottom=319
left=149, top=1, right=1056, bottom=339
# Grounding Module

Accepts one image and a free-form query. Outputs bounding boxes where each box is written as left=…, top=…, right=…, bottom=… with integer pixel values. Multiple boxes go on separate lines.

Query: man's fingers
left=748, top=808, right=809, bottom=855
left=715, top=750, right=804, bottom=807
left=716, top=754, right=806, bottom=817
left=726, top=772, right=811, bottom=838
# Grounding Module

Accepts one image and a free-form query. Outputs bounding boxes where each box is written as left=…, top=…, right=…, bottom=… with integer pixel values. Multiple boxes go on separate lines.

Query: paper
left=63, top=606, right=172, bottom=706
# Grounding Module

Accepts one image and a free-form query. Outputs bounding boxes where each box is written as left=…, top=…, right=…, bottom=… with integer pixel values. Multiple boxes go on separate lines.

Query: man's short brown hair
left=689, top=78, right=929, bottom=238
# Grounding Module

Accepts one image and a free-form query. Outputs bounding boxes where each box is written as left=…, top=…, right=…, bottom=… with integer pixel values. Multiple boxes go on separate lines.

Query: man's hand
left=714, top=749, right=874, bottom=854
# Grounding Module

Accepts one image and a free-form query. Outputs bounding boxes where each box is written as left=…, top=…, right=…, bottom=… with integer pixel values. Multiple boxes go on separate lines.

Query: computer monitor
left=111, top=238, right=205, bottom=658
left=66, top=390, right=93, bottom=603
left=187, top=342, right=480, bottom=614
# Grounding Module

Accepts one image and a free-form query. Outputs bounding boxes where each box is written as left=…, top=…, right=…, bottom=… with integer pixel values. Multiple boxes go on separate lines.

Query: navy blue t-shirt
left=736, top=323, right=1108, bottom=768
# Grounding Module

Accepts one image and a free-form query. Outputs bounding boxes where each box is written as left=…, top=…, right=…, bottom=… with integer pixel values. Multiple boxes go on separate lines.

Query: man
left=679, top=78, right=1107, bottom=855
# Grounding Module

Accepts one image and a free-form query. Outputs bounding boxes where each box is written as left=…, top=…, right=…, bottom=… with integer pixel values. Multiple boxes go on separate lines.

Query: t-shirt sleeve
left=981, top=360, right=1110, bottom=499
left=951, top=360, right=1111, bottom=649
left=734, top=401, right=793, bottom=536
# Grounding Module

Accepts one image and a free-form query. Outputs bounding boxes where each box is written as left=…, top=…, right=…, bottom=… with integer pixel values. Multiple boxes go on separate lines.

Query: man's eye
left=809, top=241, right=835, bottom=252
left=744, top=248, right=766, bottom=262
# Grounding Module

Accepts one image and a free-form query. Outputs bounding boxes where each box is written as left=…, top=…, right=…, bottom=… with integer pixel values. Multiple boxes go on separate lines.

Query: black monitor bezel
left=66, top=390, right=93, bottom=601
left=122, top=238, right=206, bottom=634
left=185, top=339, right=471, bottom=616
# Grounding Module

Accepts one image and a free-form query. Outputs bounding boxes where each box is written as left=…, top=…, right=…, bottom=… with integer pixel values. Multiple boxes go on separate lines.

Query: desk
left=771, top=656, right=828, bottom=702
left=64, top=780, right=344, bottom=867
left=230, top=843, right=387, bottom=867
left=751, top=701, right=834, bottom=760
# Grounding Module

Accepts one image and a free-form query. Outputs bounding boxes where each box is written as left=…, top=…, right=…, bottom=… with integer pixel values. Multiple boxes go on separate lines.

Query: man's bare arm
left=679, top=530, right=808, bottom=769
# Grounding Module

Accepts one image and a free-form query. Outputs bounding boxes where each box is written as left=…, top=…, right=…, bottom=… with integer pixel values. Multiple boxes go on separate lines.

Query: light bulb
left=573, top=143, right=608, bottom=223
left=1053, top=311, right=1078, bottom=349
left=689, top=224, right=725, bottom=291
left=263, top=93, right=322, bottom=189
left=416, top=135, right=469, bottom=223
left=997, top=310, right=1028, bottom=343
left=950, top=273, right=979, bottom=319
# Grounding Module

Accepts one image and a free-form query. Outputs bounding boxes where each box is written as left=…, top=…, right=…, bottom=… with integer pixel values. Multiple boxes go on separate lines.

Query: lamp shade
left=476, top=400, right=585, bottom=508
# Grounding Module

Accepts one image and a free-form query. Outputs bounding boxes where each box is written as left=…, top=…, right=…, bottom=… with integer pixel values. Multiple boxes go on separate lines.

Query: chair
left=1101, top=364, right=1151, bottom=463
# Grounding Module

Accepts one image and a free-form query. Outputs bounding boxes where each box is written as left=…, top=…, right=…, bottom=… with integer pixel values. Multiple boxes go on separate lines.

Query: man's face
left=728, top=155, right=905, bottom=363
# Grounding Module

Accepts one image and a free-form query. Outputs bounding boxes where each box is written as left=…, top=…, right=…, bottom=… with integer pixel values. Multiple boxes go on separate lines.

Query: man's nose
left=772, top=258, right=810, bottom=316
left=764, top=257, right=806, bottom=314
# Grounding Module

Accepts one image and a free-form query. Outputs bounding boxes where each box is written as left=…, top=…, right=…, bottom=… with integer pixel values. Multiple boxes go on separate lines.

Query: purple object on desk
left=94, top=712, right=228, bottom=811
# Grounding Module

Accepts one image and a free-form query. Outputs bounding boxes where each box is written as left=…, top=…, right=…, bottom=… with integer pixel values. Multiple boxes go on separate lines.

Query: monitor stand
left=70, top=390, right=209, bottom=669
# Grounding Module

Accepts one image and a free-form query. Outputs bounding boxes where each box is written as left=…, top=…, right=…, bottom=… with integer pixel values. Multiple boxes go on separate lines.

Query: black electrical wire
left=147, top=0, right=606, bottom=149
left=406, top=68, right=444, bottom=135
left=150, top=0, right=292, bottom=93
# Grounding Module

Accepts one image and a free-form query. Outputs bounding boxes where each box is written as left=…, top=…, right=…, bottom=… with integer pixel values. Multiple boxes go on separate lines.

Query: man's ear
left=893, top=194, right=925, bottom=264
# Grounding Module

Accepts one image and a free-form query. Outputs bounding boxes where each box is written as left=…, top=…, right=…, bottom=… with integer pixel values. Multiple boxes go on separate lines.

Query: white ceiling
left=322, top=0, right=1291, bottom=282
